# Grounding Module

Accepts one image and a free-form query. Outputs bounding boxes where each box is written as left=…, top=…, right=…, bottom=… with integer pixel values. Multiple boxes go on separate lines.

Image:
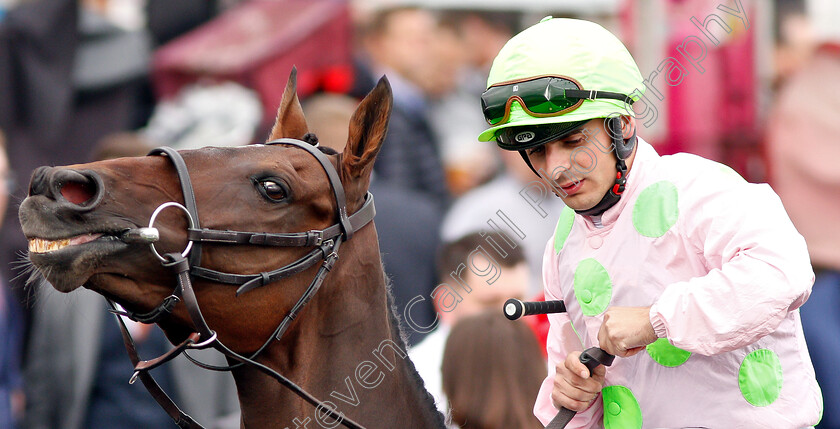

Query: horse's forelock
left=317, top=146, right=338, bottom=156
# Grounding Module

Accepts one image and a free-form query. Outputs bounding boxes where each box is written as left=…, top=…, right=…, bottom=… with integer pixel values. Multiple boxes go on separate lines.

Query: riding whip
left=503, top=299, right=616, bottom=429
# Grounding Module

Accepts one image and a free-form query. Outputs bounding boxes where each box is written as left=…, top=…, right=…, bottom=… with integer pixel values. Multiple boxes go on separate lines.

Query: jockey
left=478, top=17, right=822, bottom=428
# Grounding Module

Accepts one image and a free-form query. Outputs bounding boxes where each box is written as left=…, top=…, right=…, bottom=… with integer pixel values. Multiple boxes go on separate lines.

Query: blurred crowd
left=0, top=0, right=838, bottom=428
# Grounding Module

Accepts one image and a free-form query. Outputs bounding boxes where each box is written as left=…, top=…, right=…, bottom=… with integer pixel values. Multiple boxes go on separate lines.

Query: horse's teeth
left=28, top=233, right=105, bottom=254
left=28, top=238, right=71, bottom=254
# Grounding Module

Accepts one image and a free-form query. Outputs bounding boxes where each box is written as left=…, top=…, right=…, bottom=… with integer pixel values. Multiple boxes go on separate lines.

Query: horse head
left=19, top=70, right=393, bottom=353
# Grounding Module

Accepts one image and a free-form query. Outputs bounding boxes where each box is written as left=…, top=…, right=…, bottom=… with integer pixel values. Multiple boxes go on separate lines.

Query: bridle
left=108, top=138, right=375, bottom=429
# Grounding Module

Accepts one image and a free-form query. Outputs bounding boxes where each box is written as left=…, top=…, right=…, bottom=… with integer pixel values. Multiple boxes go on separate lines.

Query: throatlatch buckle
left=307, top=230, right=324, bottom=246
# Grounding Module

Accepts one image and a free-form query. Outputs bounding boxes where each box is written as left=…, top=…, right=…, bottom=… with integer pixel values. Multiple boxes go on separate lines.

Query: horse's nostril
left=52, top=169, right=103, bottom=210
left=60, top=180, right=97, bottom=205
left=26, top=167, right=103, bottom=211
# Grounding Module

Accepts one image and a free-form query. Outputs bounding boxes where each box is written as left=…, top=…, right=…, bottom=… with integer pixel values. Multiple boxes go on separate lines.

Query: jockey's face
left=524, top=117, right=636, bottom=212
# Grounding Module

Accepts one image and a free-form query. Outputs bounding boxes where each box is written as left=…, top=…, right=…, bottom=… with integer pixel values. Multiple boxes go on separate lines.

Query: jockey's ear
left=267, top=67, right=309, bottom=141
left=340, top=75, right=392, bottom=208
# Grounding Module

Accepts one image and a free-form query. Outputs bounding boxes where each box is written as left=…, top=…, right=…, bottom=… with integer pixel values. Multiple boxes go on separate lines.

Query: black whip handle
left=503, top=298, right=566, bottom=320
left=545, top=347, right=615, bottom=429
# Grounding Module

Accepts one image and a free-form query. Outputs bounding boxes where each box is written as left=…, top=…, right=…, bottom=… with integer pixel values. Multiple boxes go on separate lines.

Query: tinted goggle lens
left=481, top=77, right=584, bottom=125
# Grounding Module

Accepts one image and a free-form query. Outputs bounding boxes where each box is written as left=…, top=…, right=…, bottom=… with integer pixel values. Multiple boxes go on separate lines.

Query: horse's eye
left=259, top=180, right=287, bottom=201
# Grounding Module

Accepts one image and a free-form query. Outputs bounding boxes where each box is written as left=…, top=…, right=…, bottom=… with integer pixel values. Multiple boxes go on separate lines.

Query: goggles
left=481, top=75, right=635, bottom=126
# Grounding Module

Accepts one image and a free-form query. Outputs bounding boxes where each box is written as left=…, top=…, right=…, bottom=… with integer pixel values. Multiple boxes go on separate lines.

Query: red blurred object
left=524, top=292, right=550, bottom=358
left=151, top=0, right=352, bottom=125
left=619, top=0, right=764, bottom=181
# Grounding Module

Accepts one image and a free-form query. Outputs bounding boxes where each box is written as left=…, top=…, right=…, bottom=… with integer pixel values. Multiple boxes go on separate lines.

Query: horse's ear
left=267, top=67, right=309, bottom=141
left=340, top=76, right=392, bottom=199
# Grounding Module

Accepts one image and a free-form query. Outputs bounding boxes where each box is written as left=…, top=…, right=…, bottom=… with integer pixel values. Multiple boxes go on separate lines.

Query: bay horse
left=18, top=70, right=446, bottom=429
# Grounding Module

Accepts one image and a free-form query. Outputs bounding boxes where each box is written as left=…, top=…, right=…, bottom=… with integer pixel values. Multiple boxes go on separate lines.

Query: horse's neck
left=231, top=233, right=444, bottom=429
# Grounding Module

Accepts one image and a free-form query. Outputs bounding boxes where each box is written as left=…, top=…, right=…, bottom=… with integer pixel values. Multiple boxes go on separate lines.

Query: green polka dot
left=739, top=349, right=783, bottom=407
left=554, top=206, right=575, bottom=253
left=602, top=385, right=642, bottom=429
left=573, top=259, right=612, bottom=316
left=646, top=338, right=691, bottom=367
left=633, top=181, right=679, bottom=238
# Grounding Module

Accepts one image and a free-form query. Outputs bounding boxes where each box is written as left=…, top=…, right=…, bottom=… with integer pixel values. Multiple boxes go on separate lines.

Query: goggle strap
left=559, top=89, right=635, bottom=105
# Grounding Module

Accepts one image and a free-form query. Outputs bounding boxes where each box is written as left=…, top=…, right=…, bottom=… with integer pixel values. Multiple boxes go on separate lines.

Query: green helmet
left=478, top=17, right=645, bottom=143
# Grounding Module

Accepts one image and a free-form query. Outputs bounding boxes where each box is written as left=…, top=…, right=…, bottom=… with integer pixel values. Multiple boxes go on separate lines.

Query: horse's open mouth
left=26, top=232, right=132, bottom=292
left=28, top=233, right=106, bottom=254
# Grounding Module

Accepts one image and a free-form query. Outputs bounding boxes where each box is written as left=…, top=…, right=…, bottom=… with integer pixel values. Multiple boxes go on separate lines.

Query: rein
left=109, top=138, right=374, bottom=429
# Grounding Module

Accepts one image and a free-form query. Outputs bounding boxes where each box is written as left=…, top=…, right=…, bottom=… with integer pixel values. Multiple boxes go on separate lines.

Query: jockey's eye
left=257, top=179, right=288, bottom=202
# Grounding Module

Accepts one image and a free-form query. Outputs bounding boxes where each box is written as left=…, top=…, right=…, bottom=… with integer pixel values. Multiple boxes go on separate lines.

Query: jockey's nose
left=544, top=142, right=574, bottom=175
left=28, top=167, right=104, bottom=211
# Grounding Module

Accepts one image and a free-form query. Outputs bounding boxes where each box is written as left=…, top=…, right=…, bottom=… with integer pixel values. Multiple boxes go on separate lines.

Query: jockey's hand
left=551, top=350, right=607, bottom=412
left=598, top=306, right=658, bottom=357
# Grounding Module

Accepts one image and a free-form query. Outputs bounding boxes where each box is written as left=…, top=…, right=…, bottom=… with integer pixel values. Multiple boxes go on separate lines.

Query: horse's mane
left=381, top=265, right=448, bottom=428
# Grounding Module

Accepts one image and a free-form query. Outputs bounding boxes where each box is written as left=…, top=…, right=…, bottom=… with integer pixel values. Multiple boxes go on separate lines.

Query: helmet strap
left=518, top=150, right=538, bottom=176
left=575, top=119, right=634, bottom=216
left=573, top=158, right=627, bottom=217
